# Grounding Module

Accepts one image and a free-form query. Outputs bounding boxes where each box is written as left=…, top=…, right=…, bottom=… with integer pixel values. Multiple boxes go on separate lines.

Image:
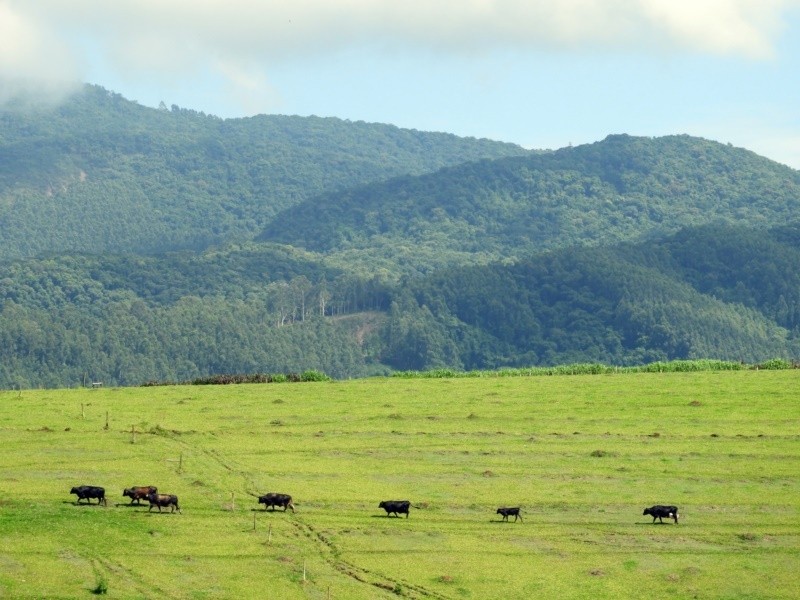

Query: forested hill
left=382, top=222, right=800, bottom=370
left=0, top=222, right=798, bottom=387
left=260, top=134, right=800, bottom=272
left=3, top=86, right=800, bottom=388
left=0, top=85, right=530, bottom=260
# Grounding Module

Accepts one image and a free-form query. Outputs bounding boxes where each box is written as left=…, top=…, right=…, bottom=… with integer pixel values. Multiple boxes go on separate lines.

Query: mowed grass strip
left=0, top=370, right=797, bottom=599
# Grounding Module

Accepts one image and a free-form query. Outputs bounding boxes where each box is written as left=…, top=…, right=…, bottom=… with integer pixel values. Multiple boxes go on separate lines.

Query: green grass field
left=0, top=371, right=798, bottom=599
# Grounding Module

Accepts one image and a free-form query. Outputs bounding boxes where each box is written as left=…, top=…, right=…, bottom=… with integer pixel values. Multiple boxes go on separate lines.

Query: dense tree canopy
left=0, top=85, right=529, bottom=260
left=386, top=224, right=800, bottom=370
left=2, top=89, right=799, bottom=387
left=260, top=134, right=800, bottom=274
left=0, top=223, right=797, bottom=387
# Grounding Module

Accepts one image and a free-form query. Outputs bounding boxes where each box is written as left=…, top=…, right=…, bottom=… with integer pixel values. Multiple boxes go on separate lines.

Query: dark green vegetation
left=2, top=223, right=798, bottom=388
left=385, top=223, right=800, bottom=370
left=1, top=86, right=800, bottom=387
left=1, top=372, right=798, bottom=598
left=259, top=134, right=800, bottom=267
left=0, top=85, right=529, bottom=260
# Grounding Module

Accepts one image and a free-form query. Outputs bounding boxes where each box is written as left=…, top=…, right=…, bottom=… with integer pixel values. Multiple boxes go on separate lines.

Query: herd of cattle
left=70, top=485, right=181, bottom=513
left=70, top=485, right=679, bottom=524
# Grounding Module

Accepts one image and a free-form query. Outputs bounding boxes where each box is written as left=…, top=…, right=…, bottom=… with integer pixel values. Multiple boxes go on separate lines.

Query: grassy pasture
left=0, top=371, right=798, bottom=599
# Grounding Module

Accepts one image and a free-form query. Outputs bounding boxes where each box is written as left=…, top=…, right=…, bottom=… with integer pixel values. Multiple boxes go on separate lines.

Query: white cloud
left=212, top=58, right=281, bottom=116
left=641, top=0, right=788, bottom=59
left=0, top=1, right=81, bottom=104
left=1, top=0, right=798, bottom=117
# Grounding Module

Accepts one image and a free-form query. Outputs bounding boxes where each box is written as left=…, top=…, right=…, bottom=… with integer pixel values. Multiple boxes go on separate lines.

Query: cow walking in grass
left=379, top=500, right=415, bottom=518
left=496, top=507, right=522, bottom=522
left=643, top=505, right=679, bottom=524
left=147, top=492, right=181, bottom=513
left=258, top=493, right=295, bottom=512
left=70, top=485, right=107, bottom=506
left=123, top=486, right=157, bottom=505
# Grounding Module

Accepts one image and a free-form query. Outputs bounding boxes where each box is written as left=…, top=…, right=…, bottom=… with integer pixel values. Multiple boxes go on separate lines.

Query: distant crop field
left=0, top=371, right=798, bottom=599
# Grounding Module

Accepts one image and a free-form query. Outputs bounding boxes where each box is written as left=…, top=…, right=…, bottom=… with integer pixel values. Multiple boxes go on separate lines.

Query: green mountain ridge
left=260, top=134, right=800, bottom=273
left=0, top=223, right=797, bottom=387
left=0, top=84, right=530, bottom=261
left=2, top=86, right=800, bottom=387
left=389, top=223, right=800, bottom=370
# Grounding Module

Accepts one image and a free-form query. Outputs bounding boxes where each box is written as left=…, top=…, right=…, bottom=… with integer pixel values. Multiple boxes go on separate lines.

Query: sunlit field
left=0, top=370, right=798, bottom=599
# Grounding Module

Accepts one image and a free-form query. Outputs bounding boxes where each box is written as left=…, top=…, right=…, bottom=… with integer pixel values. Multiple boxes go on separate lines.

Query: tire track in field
left=290, top=519, right=453, bottom=600
left=163, top=436, right=451, bottom=598
left=164, top=434, right=261, bottom=492
left=94, top=556, right=180, bottom=600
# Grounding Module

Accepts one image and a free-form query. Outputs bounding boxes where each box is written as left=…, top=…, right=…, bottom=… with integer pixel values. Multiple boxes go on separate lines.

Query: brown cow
left=147, top=492, right=181, bottom=513
left=123, top=486, right=157, bottom=505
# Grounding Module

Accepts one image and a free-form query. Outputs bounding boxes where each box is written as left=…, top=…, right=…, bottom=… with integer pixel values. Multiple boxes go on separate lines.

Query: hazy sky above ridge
left=2, top=0, right=799, bottom=168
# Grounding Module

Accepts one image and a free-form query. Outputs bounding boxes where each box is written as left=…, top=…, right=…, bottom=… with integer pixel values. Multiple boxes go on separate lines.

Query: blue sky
left=2, top=1, right=799, bottom=168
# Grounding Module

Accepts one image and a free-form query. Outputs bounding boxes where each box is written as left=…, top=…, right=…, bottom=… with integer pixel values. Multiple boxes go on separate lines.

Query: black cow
left=70, top=485, right=107, bottom=506
left=123, top=486, right=157, bottom=505
left=643, top=505, right=679, bottom=524
left=147, top=492, right=181, bottom=513
left=496, top=507, right=522, bottom=522
left=258, top=493, right=295, bottom=512
left=379, top=500, right=412, bottom=518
